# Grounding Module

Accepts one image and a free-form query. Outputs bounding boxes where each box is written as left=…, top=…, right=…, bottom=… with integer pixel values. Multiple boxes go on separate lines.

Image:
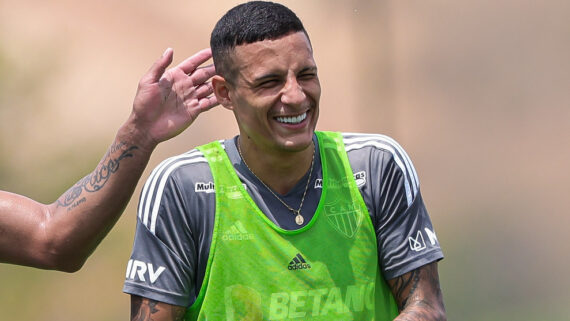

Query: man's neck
left=237, top=136, right=315, bottom=195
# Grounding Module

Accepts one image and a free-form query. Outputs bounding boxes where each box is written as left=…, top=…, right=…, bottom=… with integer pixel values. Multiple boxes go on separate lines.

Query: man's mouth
left=275, top=112, right=307, bottom=124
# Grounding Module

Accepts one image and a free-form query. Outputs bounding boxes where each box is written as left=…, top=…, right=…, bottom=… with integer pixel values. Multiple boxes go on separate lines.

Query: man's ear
left=212, top=75, right=233, bottom=110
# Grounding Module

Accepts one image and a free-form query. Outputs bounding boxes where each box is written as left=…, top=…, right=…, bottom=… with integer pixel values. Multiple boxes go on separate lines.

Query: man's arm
left=387, top=262, right=447, bottom=321
left=131, top=296, right=186, bottom=321
left=0, top=48, right=217, bottom=272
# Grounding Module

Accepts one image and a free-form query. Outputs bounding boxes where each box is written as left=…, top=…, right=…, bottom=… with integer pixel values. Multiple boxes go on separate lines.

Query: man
left=0, top=47, right=217, bottom=272
left=125, top=2, right=445, bottom=320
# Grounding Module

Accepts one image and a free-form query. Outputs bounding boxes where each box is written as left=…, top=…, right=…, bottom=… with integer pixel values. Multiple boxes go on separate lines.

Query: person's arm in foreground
left=0, top=48, right=217, bottom=272
left=388, top=261, right=447, bottom=321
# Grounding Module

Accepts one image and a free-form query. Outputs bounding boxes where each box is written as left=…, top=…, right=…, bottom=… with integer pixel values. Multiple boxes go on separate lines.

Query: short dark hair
left=210, top=1, right=309, bottom=81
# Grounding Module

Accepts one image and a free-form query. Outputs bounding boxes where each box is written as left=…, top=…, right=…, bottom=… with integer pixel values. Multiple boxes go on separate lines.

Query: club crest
left=324, top=200, right=364, bottom=238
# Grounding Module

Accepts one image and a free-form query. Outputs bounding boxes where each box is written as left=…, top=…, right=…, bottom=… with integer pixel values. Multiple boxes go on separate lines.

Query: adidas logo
left=288, top=253, right=311, bottom=271
left=222, top=221, right=254, bottom=241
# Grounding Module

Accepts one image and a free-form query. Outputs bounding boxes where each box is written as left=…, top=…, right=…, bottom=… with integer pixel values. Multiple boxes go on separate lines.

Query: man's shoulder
left=146, top=139, right=229, bottom=184
left=337, top=132, right=407, bottom=156
left=339, top=132, right=420, bottom=199
left=136, top=143, right=224, bottom=236
left=153, top=148, right=210, bottom=178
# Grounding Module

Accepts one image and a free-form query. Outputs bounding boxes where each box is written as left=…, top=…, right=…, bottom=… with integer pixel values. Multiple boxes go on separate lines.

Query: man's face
left=224, top=31, right=321, bottom=154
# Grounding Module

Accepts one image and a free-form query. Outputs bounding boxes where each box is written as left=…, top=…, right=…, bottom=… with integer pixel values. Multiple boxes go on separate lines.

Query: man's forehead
left=230, top=32, right=314, bottom=73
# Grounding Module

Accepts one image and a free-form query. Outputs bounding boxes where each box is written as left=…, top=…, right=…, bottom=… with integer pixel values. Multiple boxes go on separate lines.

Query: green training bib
left=187, top=131, right=398, bottom=320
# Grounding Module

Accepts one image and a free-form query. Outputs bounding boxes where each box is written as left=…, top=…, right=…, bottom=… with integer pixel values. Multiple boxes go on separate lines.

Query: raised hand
left=0, top=48, right=219, bottom=271
left=131, top=48, right=218, bottom=147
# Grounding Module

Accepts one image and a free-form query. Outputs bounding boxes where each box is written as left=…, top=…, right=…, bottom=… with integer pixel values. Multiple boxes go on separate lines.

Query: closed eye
left=298, top=72, right=316, bottom=81
left=257, top=78, right=280, bottom=88
left=298, top=67, right=318, bottom=81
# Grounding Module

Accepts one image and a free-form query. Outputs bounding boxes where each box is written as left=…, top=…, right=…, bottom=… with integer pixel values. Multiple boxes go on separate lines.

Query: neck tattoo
left=237, top=137, right=315, bottom=226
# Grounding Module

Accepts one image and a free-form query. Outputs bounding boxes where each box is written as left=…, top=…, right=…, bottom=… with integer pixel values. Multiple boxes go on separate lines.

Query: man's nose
left=281, top=76, right=306, bottom=105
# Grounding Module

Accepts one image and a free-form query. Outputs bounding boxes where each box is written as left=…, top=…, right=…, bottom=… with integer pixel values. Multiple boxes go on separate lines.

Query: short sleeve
left=123, top=219, right=193, bottom=306
left=342, top=133, right=444, bottom=280
left=377, top=190, right=443, bottom=279
left=123, top=159, right=198, bottom=307
left=370, top=141, right=444, bottom=279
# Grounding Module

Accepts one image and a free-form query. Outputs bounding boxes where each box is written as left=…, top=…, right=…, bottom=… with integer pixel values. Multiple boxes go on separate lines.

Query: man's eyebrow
left=300, top=66, right=318, bottom=73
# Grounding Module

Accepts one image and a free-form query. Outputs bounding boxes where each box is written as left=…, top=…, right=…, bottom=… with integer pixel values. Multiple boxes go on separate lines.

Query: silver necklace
left=237, top=138, right=315, bottom=226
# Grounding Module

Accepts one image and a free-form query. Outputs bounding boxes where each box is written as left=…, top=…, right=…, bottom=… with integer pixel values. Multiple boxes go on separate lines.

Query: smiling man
left=125, top=2, right=446, bottom=320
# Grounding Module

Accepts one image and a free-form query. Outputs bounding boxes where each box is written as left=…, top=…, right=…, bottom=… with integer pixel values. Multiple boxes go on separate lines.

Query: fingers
left=158, top=50, right=215, bottom=90
left=150, top=48, right=217, bottom=112
left=187, top=81, right=218, bottom=111
left=199, top=95, right=219, bottom=111
left=140, top=48, right=212, bottom=87
left=188, top=64, right=216, bottom=87
left=144, top=48, right=174, bottom=84
left=194, top=81, right=214, bottom=98
left=175, top=48, right=213, bottom=75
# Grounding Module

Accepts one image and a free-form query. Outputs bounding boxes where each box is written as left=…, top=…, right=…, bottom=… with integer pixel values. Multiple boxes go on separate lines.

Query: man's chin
left=280, top=136, right=315, bottom=152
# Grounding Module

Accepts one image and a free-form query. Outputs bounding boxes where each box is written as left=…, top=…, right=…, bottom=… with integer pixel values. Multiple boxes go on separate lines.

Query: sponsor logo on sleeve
left=424, top=227, right=438, bottom=245
left=125, top=259, right=166, bottom=284
left=408, top=227, right=439, bottom=252
left=409, top=230, right=427, bottom=252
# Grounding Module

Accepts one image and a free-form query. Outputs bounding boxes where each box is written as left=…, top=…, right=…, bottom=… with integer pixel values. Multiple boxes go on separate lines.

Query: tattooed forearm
left=131, top=296, right=160, bottom=321
left=57, top=143, right=138, bottom=209
left=131, top=295, right=187, bottom=321
left=395, top=300, right=437, bottom=321
left=389, top=263, right=446, bottom=321
left=82, top=145, right=138, bottom=193
left=171, top=307, right=187, bottom=321
left=109, top=141, right=129, bottom=155
left=390, top=268, right=421, bottom=310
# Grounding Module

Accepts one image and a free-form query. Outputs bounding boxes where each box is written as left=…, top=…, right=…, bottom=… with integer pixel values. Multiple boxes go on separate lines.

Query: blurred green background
left=1, top=0, right=569, bottom=320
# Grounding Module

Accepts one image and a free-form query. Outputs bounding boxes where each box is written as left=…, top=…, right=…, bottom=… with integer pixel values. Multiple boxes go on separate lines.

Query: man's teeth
left=276, top=113, right=307, bottom=124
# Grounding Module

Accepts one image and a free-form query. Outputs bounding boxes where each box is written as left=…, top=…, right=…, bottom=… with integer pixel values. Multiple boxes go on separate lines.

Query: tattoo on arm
left=131, top=296, right=159, bottom=321
left=390, top=268, right=420, bottom=311
left=131, top=295, right=187, bottom=321
left=171, top=307, right=187, bottom=321
left=57, top=142, right=138, bottom=210
left=388, top=263, right=446, bottom=320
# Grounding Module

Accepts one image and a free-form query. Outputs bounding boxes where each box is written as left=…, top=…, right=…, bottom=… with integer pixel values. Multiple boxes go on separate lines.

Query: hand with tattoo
left=0, top=48, right=217, bottom=272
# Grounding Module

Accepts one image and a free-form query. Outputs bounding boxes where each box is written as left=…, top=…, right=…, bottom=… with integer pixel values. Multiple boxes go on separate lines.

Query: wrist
left=116, top=113, right=158, bottom=155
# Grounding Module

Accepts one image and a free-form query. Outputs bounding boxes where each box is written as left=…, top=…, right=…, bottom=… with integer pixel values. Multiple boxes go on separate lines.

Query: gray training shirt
left=123, top=132, right=444, bottom=307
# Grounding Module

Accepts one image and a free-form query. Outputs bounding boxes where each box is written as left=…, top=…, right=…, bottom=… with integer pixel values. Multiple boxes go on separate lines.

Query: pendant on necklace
left=295, top=213, right=304, bottom=225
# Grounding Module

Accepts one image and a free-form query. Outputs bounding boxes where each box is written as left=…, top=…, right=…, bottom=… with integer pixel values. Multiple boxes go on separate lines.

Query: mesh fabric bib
left=187, top=131, right=398, bottom=320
